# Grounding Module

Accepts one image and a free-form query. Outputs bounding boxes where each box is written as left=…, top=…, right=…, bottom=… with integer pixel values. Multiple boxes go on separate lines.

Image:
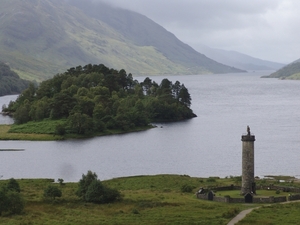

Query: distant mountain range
left=1, top=0, right=288, bottom=83
left=0, top=0, right=245, bottom=82
left=196, top=45, right=285, bottom=71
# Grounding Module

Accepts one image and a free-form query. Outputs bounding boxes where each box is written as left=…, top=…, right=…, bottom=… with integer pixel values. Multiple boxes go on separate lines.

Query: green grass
left=236, top=203, right=300, bottom=225
left=285, top=72, right=300, bottom=80
left=0, top=175, right=251, bottom=225
left=0, top=125, right=56, bottom=140
left=9, top=119, right=66, bottom=135
left=0, top=120, right=154, bottom=141
left=1, top=175, right=300, bottom=224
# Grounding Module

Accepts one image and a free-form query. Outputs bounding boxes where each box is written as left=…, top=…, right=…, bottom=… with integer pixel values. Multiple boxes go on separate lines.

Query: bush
left=7, top=178, right=21, bottom=193
left=57, top=178, right=64, bottom=186
left=76, top=170, right=98, bottom=199
left=44, top=185, right=62, bottom=200
left=85, top=180, right=105, bottom=203
left=77, top=171, right=121, bottom=204
left=0, top=186, right=24, bottom=216
left=0, top=188, right=9, bottom=216
left=181, top=184, right=193, bottom=193
left=55, top=124, right=66, bottom=135
left=6, top=191, right=25, bottom=214
left=206, top=178, right=216, bottom=182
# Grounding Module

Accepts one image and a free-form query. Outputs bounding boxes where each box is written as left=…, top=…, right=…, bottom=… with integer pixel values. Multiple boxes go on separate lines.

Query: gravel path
left=227, top=207, right=260, bottom=225
left=227, top=200, right=300, bottom=225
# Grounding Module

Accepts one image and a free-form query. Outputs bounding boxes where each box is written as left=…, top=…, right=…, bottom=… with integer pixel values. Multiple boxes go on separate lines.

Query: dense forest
left=3, top=64, right=196, bottom=135
left=0, top=62, right=30, bottom=96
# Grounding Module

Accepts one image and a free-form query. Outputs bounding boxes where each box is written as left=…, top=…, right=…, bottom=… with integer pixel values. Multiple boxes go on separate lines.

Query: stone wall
left=196, top=185, right=299, bottom=204
left=288, top=194, right=300, bottom=201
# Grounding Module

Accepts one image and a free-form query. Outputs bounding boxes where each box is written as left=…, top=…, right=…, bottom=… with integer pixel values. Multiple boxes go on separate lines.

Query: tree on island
left=3, top=64, right=196, bottom=135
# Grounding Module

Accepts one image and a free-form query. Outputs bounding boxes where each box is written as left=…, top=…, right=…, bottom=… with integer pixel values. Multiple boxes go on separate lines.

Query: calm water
left=1, top=71, right=300, bottom=182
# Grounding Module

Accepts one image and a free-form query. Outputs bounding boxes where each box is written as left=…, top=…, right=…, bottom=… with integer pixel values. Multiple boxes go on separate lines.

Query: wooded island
left=2, top=64, right=196, bottom=137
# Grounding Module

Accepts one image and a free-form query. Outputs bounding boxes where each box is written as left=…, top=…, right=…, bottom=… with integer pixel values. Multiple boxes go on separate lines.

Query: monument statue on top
left=247, top=125, right=250, bottom=135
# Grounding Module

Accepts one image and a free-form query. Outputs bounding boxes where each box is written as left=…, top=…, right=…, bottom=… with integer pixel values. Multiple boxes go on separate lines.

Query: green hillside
left=0, top=0, right=244, bottom=82
left=266, top=61, right=300, bottom=79
left=0, top=62, right=30, bottom=96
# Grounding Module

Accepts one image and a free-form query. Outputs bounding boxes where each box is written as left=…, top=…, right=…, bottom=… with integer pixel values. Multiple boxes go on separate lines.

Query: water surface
left=1, top=72, right=300, bottom=181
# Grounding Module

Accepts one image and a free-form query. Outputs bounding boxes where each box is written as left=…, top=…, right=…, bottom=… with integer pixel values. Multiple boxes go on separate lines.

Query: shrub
left=57, top=178, right=64, bottom=186
left=6, top=191, right=25, bottom=214
left=0, top=186, right=24, bottom=216
left=85, top=180, right=105, bottom=203
left=181, top=184, right=193, bottom=193
left=132, top=208, right=139, bottom=214
left=0, top=188, right=9, bottom=216
left=55, top=124, right=66, bottom=135
left=77, top=171, right=121, bottom=204
left=206, top=178, right=216, bottom=182
left=7, top=178, right=21, bottom=193
left=76, top=170, right=98, bottom=199
left=44, top=185, right=62, bottom=200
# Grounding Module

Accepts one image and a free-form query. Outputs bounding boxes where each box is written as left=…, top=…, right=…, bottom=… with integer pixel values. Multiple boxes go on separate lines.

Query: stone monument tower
left=241, top=126, right=256, bottom=195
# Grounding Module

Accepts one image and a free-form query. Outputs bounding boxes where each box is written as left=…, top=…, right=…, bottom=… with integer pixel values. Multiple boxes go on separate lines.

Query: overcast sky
left=98, top=0, right=299, bottom=64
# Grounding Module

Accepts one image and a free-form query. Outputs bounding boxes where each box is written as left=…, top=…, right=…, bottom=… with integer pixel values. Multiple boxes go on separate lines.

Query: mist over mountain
left=196, top=45, right=285, bottom=71
left=0, top=0, right=244, bottom=82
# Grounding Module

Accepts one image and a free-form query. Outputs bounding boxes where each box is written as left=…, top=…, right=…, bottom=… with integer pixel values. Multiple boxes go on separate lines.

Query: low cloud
left=92, top=0, right=300, bottom=63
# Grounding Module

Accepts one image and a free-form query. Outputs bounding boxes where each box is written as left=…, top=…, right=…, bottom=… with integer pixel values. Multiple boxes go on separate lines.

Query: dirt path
left=227, top=200, right=300, bottom=225
left=227, top=207, right=260, bottom=225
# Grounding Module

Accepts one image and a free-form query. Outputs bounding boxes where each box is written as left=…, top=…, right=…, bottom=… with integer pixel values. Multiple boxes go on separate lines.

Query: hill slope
left=0, top=62, right=30, bottom=96
left=70, top=0, right=244, bottom=74
left=196, top=45, right=285, bottom=71
left=266, top=60, right=300, bottom=79
left=0, top=0, right=244, bottom=81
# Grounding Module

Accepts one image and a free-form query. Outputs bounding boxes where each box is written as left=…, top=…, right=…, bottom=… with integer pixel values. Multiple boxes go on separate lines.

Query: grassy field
left=0, top=124, right=56, bottom=141
left=0, top=121, right=153, bottom=141
left=0, top=175, right=253, bottom=225
left=1, top=175, right=300, bottom=224
left=235, top=202, right=300, bottom=225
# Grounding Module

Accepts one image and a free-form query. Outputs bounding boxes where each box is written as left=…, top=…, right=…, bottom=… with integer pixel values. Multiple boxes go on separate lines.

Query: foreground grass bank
left=1, top=175, right=300, bottom=225
left=0, top=175, right=250, bottom=225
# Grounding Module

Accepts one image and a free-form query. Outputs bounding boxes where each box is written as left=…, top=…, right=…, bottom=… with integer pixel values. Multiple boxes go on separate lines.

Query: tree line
left=3, top=64, right=196, bottom=135
left=0, top=62, right=30, bottom=96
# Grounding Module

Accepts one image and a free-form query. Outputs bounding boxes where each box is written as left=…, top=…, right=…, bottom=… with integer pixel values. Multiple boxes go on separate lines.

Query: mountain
left=196, top=45, right=285, bottom=71
left=265, top=60, right=300, bottom=79
left=0, top=62, right=30, bottom=96
left=0, top=0, right=244, bottom=82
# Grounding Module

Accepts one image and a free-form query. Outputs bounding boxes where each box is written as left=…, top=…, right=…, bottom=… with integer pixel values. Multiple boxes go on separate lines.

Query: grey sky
left=98, top=0, right=299, bottom=63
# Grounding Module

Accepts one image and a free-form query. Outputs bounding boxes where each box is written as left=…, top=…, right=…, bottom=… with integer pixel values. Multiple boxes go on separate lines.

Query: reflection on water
left=0, top=95, right=17, bottom=124
left=1, top=73, right=300, bottom=181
